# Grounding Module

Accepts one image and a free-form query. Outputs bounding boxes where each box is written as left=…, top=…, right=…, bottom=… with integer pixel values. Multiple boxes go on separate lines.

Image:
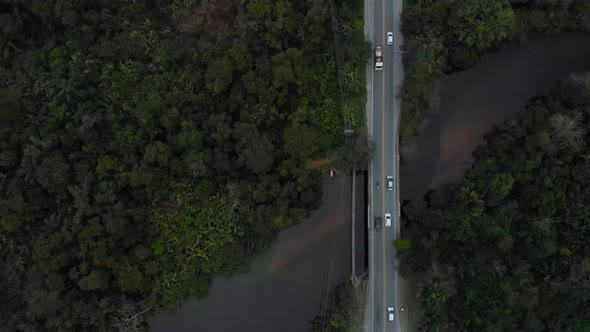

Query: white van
left=388, top=307, right=395, bottom=321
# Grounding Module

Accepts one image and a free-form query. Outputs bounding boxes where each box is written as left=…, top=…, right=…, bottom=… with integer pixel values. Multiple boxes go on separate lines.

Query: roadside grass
left=403, top=271, right=427, bottom=331
left=346, top=278, right=368, bottom=332
left=351, top=94, right=367, bottom=135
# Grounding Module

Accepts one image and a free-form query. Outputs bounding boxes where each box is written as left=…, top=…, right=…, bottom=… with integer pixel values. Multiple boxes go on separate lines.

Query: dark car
left=374, top=217, right=382, bottom=231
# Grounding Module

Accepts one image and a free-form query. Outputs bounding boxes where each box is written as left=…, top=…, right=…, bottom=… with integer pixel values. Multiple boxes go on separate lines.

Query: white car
left=387, top=176, right=393, bottom=191
left=387, top=32, right=393, bottom=45
left=388, top=307, right=395, bottom=321
left=385, top=213, right=392, bottom=227
left=374, top=46, right=383, bottom=71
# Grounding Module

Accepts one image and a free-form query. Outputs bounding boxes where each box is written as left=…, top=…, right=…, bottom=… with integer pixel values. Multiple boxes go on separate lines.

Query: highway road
left=365, top=0, right=406, bottom=330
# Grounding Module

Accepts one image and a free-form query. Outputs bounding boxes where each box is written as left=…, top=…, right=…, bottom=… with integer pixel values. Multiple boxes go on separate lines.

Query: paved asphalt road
left=365, top=0, right=406, bottom=331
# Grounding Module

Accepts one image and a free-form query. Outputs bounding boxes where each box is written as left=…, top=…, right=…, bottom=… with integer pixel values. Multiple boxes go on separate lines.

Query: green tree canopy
left=401, top=73, right=590, bottom=331
left=0, top=0, right=368, bottom=329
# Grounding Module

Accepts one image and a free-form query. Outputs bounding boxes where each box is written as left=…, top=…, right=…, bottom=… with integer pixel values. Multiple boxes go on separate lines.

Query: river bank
left=401, top=32, right=590, bottom=200
left=400, top=32, right=590, bottom=331
left=149, top=176, right=352, bottom=332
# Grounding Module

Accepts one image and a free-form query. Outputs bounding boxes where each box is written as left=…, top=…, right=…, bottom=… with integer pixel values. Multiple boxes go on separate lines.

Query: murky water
left=401, top=32, right=590, bottom=200
left=149, top=177, right=352, bottom=332
left=150, top=32, right=590, bottom=332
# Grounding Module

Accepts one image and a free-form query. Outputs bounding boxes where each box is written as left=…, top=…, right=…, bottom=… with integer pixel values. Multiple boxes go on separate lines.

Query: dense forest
left=400, top=73, right=590, bottom=331
left=0, top=0, right=368, bottom=330
left=400, top=0, right=590, bottom=137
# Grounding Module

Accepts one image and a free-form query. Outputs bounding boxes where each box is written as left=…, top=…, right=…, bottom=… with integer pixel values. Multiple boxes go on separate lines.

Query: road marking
left=381, top=0, right=386, bottom=329
left=371, top=0, right=375, bottom=329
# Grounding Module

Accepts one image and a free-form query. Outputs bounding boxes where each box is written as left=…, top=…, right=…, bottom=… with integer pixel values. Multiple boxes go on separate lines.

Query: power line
left=318, top=137, right=353, bottom=331
left=317, top=0, right=359, bottom=331
left=329, top=0, right=355, bottom=132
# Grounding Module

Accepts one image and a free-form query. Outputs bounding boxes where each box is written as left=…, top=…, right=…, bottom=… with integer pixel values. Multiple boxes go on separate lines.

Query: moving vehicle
left=387, top=176, right=393, bottom=191
left=388, top=307, right=395, bottom=321
left=376, top=182, right=379, bottom=189
left=385, top=213, right=392, bottom=227
left=374, top=217, right=382, bottom=231
left=387, top=32, right=393, bottom=45
left=374, top=46, right=383, bottom=71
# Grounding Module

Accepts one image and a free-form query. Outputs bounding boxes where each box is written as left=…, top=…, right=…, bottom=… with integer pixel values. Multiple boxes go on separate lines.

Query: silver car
left=387, top=176, right=393, bottom=191
left=387, top=32, right=393, bottom=45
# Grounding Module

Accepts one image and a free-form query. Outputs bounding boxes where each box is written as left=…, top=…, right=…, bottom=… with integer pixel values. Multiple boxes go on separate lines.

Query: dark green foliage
left=446, top=0, right=516, bottom=68
left=0, top=0, right=367, bottom=330
left=310, top=280, right=357, bottom=331
left=400, top=0, right=590, bottom=138
left=394, top=238, right=412, bottom=251
left=149, top=182, right=244, bottom=309
left=400, top=73, right=590, bottom=331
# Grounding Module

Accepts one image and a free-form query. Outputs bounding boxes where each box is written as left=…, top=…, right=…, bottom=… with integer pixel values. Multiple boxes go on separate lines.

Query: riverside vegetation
left=311, top=280, right=358, bottom=331
left=0, top=0, right=369, bottom=330
left=399, top=72, right=590, bottom=331
left=400, top=0, right=590, bottom=138
left=399, top=1, right=590, bottom=330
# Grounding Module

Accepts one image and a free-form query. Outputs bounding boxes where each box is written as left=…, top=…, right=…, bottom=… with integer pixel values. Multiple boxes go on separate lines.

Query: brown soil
left=308, top=158, right=331, bottom=170
left=307, top=158, right=347, bottom=176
